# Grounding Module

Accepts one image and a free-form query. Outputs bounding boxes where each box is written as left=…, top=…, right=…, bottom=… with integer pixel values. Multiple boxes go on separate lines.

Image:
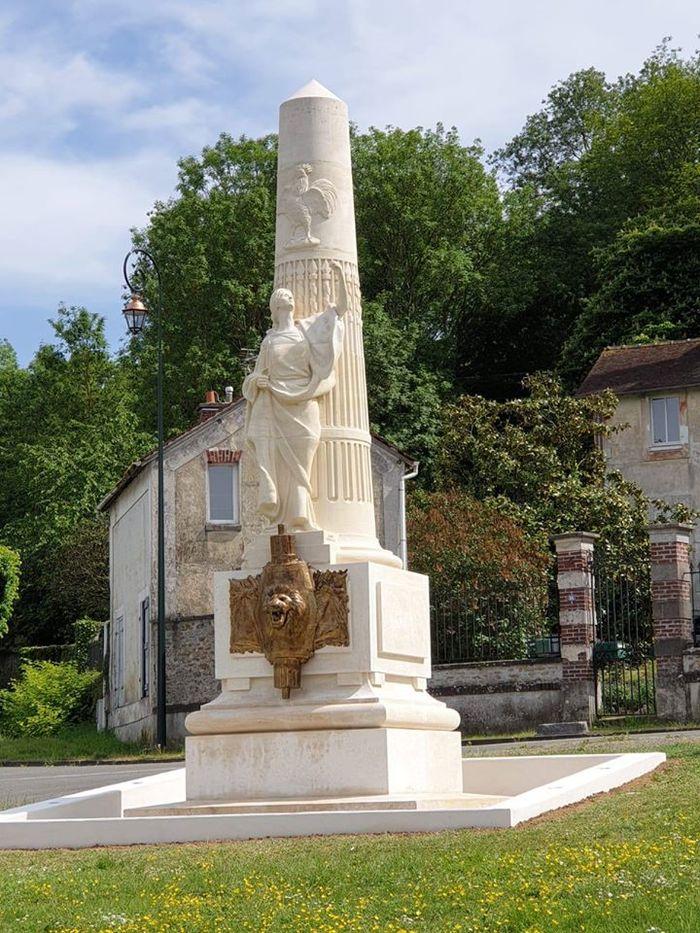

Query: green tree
left=0, top=307, right=151, bottom=644
left=433, top=373, right=689, bottom=573
left=129, top=133, right=278, bottom=436
left=352, top=124, right=502, bottom=372
left=492, top=42, right=700, bottom=386
left=494, top=67, right=612, bottom=196
left=407, top=489, right=550, bottom=599
left=562, top=207, right=700, bottom=380
left=132, top=125, right=505, bottom=462
left=0, top=545, right=21, bottom=640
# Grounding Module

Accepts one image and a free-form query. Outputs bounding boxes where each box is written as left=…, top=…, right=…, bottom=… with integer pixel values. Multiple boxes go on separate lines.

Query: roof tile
left=577, top=339, right=700, bottom=397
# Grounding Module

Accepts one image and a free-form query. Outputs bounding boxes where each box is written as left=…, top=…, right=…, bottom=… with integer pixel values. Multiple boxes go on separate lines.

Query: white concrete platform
left=0, top=752, right=664, bottom=849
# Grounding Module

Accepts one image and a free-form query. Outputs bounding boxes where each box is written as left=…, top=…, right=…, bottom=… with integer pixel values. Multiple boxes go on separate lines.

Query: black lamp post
left=122, top=249, right=167, bottom=749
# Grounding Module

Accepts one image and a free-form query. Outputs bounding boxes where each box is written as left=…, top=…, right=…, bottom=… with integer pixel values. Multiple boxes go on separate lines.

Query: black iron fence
left=592, top=556, right=656, bottom=717
left=430, top=583, right=559, bottom=665
left=688, top=562, right=700, bottom=648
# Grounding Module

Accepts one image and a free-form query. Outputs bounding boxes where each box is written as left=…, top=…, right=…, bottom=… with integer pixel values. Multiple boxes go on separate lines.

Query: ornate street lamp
left=122, top=294, right=149, bottom=335
left=122, top=248, right=167, bottom=749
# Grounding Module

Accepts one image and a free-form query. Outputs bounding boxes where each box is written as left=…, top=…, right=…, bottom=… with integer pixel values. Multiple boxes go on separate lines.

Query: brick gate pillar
left=648, top=523, right=694, bottom=721
left=552, top=532, right=598, bottom=725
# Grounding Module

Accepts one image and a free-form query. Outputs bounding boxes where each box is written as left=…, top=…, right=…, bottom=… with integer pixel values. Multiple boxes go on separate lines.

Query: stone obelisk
left=244, top=79, right=399, bottom=569
left=184, top=82, right=461, bottom=804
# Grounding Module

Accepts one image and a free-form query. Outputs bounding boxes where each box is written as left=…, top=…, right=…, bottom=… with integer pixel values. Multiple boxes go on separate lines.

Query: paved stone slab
left=537, top=721, right=589, bottom=737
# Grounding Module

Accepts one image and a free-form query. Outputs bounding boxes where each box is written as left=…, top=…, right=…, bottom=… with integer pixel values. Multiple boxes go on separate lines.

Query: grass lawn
left=0, top=723, right=183, bottom=764
left=0, top=738, right=699, bottom=931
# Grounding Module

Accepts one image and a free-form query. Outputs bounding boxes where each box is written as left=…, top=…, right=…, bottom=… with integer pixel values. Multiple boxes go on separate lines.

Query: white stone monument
left=184, top=80, right=463, bottom=803
left=0, top=82, right=667, bottom=847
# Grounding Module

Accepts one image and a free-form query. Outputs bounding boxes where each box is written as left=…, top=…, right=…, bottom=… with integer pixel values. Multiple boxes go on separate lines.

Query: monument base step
left=186, top=727, right=463, bottom=801
left=125, top=791, right=505, bottom=818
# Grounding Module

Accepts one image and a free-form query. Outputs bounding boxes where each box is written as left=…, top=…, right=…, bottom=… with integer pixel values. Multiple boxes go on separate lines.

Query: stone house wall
left=164, top=615, right=218, bottom=739
left=603, top=390, right=700, bottom=552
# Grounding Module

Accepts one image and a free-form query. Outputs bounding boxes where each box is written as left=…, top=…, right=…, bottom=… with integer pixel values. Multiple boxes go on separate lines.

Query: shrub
left=0, top=661, right=101, bottom=737
left=0, top=544, right=21, bottom=639
left=407, top=489, right=551, bottom=600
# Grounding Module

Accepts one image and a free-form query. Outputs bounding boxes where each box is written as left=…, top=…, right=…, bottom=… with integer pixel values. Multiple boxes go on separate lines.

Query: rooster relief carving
left=281, top=163, right=338, bottom=249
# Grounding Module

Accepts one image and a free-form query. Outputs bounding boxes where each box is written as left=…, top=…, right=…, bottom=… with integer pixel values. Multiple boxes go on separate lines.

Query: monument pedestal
left=186, top=728, right=462, bottom=801
left=184, top=559, right=463, bottom=803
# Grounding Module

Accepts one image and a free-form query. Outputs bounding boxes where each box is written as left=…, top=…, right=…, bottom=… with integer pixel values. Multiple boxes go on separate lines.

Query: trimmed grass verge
left=0, top=739, right=698, bottom=930
left=0, top=723, right=183, bottom=764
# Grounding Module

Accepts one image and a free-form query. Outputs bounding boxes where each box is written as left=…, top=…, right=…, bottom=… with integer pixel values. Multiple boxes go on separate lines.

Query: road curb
left=0, top=757, right=184, bottom=768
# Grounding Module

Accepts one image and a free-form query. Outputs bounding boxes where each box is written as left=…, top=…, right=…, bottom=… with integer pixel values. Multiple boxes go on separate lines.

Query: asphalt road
left=0, top=761, right=183, bottom=811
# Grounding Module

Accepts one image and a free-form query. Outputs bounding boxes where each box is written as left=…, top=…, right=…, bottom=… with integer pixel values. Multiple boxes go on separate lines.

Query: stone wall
left=165, top=615, right=218, bottom=713
left=429, top=659, right=563, bottom=734
left=684, top=648, right=700, bottom=720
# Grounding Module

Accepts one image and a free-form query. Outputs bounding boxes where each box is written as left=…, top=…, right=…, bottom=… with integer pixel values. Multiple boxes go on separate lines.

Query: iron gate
left=592, top=557, right=656, bottom=717
left=688, top=562, right=700, bottom=648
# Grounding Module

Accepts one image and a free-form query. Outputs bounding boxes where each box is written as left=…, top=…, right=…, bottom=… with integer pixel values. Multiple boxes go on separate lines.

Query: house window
left=207, top=462, right=240, bottom=523
left=140, top=596, right=150, bottom=698
left=651, top=396, right=681, bottom=446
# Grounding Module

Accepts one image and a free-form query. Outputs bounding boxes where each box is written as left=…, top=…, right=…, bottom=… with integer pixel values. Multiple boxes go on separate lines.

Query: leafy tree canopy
left=132, top=124, right=503, bottom=444
left=493, top=41, right=700, bottom=386
left=433, top=374, right=695, bottom=574
left=0, top=308, right=152, bottom=644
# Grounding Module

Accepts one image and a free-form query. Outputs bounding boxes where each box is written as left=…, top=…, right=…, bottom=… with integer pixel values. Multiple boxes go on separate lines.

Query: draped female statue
left=242, top=262, right=348, bottom=531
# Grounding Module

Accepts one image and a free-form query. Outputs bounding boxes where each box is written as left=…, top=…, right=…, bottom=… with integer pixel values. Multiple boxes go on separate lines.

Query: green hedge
left=0, top=660, right=101, bottom=737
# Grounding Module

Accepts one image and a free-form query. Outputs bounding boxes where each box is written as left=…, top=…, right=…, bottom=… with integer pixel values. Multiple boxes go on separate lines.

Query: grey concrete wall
left=430, top=659, right=563, bottom=734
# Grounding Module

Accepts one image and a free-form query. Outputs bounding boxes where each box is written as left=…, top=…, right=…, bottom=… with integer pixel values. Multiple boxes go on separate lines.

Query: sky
left=1, top=0, right=698, bottom=366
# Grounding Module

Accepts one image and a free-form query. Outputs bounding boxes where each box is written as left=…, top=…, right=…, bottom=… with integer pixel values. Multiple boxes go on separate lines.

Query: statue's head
left=270, top=288, right=295, bottom=325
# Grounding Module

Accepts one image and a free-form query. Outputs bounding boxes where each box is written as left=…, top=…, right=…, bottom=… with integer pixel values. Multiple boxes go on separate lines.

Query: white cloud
left=0, top=150, right=175, bottom=288
left=65, top=0, right=700, bottom=150
left=158, top=33, right=217, bottom=84
left=0, top=41, right=143, bottom=143
left=122, top=98, right=230, bottom=148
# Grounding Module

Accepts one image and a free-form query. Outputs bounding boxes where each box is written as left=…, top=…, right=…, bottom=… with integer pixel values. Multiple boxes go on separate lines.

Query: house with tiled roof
left=578, top=338, right=700, bottom=550
left=96, top=392, right=418, bottom=743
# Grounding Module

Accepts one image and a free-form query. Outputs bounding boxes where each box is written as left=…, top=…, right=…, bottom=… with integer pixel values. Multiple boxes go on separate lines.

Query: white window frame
left=650, top=395, right=682, bottom=448
left=206, top=461, right=240, bottom=525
